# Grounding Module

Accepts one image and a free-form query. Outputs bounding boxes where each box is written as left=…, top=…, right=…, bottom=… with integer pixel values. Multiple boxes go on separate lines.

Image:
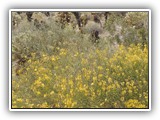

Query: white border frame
left=9, top=9, right=151, bottom=111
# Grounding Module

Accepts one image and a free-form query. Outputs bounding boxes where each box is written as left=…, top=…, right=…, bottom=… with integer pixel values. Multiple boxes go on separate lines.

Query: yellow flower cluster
left=124, top=99, right=146, bottom=108
left=12, top=44, right=148, bottom=108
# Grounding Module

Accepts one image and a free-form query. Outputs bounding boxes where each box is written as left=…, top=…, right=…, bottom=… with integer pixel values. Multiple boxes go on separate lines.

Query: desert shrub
left=12, top=12, right=22, bottom=29
left=12, top=44, right=148, bottom=108
left=105, top=12, right=148, bottom=46
left=12, top=19, right=83, bottom=62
